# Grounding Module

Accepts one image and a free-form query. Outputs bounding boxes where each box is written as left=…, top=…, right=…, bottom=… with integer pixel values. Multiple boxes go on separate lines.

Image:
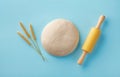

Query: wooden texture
left=77, top=15, right=105, bottom=65
left=77, top=51, right=87, bottom=64
left=96, top=15, right=105, bottom=29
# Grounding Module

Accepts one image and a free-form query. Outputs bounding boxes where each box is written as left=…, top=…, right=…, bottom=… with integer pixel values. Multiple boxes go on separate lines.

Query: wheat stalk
left=18, top=22, right=46, bottom=61
left=29, top=24, right=36, bottom=40
left=29, top=24, right=46, bottom=61
left=17, top=31, right=31, bottom=46
left=19, top=22, right=30, bottom=38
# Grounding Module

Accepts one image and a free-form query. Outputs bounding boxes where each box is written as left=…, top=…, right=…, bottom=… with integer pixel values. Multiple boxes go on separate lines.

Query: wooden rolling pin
left=77, top=15, right=105, bottom=65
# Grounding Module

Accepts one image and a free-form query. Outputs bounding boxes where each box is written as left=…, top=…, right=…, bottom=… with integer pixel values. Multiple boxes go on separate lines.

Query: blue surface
left=0, top=0, right=120, bottom=77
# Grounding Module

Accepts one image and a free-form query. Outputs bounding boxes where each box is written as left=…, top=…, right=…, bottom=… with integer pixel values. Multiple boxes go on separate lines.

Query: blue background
left=0, top=0, right=120, bottom=77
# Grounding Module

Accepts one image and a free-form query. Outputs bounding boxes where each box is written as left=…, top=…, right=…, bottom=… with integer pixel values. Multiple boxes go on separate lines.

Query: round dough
left=41, top=19, right=79, bottom=56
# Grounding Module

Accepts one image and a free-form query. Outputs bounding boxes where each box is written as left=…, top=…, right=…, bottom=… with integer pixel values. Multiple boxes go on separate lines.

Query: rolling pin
left=77, top=15, right=105, bottom=65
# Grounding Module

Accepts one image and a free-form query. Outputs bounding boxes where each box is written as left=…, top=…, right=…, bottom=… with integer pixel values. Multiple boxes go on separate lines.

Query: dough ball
left=41, top=19, right=79, bottom=56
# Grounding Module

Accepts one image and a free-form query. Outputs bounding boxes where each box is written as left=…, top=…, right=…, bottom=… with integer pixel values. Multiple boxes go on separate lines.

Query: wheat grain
left=17, top=31, right=31, bottom=46
left=29, top=24, right=36, bottom=40
left=19, top=22, right=30, bottom=38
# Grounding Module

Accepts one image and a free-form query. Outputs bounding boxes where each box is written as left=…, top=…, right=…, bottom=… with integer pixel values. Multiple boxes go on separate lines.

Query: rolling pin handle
left=96, top=15, right=105, bottom=29
left=77, top=51, right=87, bottom=65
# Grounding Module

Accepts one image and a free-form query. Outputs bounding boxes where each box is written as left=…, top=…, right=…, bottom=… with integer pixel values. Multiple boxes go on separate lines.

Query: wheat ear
left=19, top=22, right=30, bottom=38
left=17, top=31, right=31, bottom=46
left=29, top=24, right=36, bottom=40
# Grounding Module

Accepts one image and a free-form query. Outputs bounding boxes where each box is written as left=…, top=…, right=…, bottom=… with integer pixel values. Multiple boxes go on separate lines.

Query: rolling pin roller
left=77, top=15, right=105, bottom=65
